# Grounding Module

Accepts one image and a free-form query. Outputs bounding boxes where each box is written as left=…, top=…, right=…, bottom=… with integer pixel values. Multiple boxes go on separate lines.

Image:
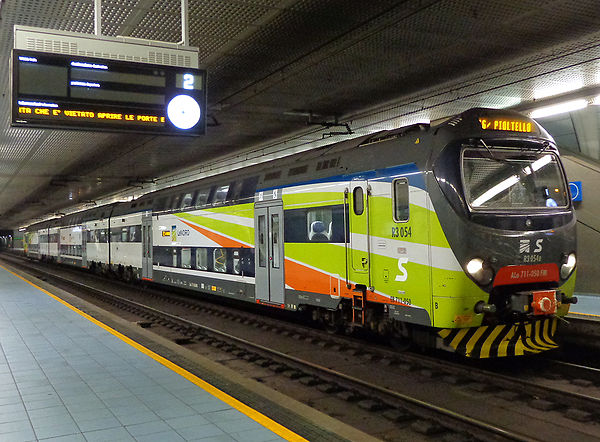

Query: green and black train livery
left=24, top=108, right=577, bottom=358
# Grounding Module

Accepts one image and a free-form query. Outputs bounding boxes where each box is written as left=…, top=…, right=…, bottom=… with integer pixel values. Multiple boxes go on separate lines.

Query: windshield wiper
left=536, top=141, right=551, bottom=153
left=478, top=139, right=506, bottom=163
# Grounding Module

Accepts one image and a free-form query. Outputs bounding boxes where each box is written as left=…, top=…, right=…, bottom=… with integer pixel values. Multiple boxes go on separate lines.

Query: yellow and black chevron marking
left=438, top=317, right=558, bottom=358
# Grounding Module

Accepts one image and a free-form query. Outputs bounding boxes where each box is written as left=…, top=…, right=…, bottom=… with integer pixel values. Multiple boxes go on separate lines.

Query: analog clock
left=167, top=94, right=201, bottom=130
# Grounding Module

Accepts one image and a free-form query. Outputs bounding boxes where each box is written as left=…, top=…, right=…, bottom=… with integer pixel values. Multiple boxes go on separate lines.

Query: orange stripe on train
left=284, top=259, right=332, bottom=294
left=284, top=259, right=406, bottom=306
left=179, top=219, right=406, bottom=306
left=180, top=220, right=249, bottom=249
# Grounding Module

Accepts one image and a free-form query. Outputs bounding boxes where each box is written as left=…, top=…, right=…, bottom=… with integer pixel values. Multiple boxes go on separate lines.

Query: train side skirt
left=437, top=317, right=558, bottom=358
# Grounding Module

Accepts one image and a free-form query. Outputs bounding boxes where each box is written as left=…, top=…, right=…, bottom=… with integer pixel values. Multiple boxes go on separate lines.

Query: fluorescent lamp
left=529, top=99, right=588, bottom=119
left=531, top=154, right=552, bottom=172
left=472, top=175, right=520, bottom=207
left=533, top=81, right=583, bottom=100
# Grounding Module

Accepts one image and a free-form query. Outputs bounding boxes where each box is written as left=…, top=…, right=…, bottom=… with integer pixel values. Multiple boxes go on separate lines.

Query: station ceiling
left=1, top=0, right=600, bottom=229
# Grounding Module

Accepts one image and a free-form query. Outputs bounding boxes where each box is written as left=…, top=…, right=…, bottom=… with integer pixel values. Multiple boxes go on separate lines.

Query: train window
left=121, top=227, right=129, bottom=242
left=233, top=250, right=241, bottom=275
left=214, top=185, right=229, bottom=205
left=289, top=165, right=308, bottom=176
left=171, top=194, right=182, bottom=210
left=316, top=158, right=339, bottom=171
left=99, top=229, right=107, bottom=243
left=240, top=176, right=259, bottom=199
left=181, top=192, right=194, bottom=208
left=271, top=214, right=280, bottom=268
left=462, top=149, right=568, bottom=210
left=152, top=247, right=171, bottom=267
left=229, top=181, right=244, bottom=201
left=307, top=208, right=333, bottom=242
left=110, top=228, right=121, bottom=243
left=195, top=248, right=208, bottom=270
left=194, top=188, right=211, bottom=206
left=181, top=248, right=192, bottom=268
left=129, top=225, right=141, bottom=242
left=172, top=248, right=178, bottom=267
left=155, top=197, right=167, bottom=211
left=214, top=248, right=227, bottom=272
left=393, top=178, right=410, bottom=222
left=258, top=215, right=266, bottom=267
left=264, top=171, right=281, bottom=181
left=284, top=205, right=346, bottom=243
left=353, top=187, right=364, bottom=215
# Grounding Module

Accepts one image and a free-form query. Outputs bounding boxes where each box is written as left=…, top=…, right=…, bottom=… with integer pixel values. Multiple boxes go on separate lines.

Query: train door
left=141, top=212, right=153, bottom=280
left=254, top=200, right=284, bottom=305
left=56, top=228, right=62, bottom=264
left=392, top=176, right=432, bottom=318
left=348, top=180, right=371, bottom=287
left=81, top=225, right=87, bottom=268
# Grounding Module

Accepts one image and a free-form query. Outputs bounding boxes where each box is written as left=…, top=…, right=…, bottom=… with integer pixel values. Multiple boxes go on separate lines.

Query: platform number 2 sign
left=183, top=74, right=195, bottom=90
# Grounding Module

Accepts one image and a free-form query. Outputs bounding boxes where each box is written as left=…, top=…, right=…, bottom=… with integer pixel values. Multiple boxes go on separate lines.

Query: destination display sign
left=478, top=117, right=534, bottom=133
left=12, top=49, right=206, bottom=135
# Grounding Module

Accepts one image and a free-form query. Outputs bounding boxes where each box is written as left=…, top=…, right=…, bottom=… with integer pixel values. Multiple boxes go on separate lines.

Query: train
left=21, top=107, right=578, bottom=358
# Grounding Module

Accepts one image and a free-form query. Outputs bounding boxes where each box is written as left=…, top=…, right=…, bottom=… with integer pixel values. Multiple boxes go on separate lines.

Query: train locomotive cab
left=431, top=108, right=577, bottom=357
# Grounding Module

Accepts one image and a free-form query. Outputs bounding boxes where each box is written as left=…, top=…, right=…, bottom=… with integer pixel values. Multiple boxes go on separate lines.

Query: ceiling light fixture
left=529, top=99, right=588, bottom=119
left=533, top=81, right=583, bottom=100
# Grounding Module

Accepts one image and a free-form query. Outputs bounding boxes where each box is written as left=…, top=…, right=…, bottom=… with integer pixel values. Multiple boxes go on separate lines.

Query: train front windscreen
left=462, top=148, right=569, bottom=211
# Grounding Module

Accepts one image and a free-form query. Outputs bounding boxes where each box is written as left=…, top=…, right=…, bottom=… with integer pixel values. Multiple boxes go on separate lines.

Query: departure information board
left=12, top=49, right=206, bottom=135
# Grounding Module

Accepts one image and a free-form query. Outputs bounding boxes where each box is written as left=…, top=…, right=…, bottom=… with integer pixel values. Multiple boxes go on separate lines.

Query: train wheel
left=313, top=307, right=343, bottom=334
left=389, top=322, right=411, bottom=351
left=389, top=335, right=411, bottom=351
left=325, top=320, right=342, bottom=335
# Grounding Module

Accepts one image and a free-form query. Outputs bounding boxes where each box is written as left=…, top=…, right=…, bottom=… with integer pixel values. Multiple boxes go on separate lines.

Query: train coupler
left=560, top=293, right=578, bottom=304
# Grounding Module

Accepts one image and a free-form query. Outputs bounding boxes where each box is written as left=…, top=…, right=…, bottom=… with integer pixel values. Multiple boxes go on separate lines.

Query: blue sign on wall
left=569, top=181, right=582, bottom=202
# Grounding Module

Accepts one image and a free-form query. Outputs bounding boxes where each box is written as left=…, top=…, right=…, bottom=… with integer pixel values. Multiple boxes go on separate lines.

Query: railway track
left=3, top=254, right=600, bottom=441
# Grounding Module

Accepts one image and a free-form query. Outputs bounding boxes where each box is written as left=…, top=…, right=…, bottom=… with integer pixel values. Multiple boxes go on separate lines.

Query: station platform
left=0, top=263, right=368, bottom=442
left=568, top=292, right=600, bottom=321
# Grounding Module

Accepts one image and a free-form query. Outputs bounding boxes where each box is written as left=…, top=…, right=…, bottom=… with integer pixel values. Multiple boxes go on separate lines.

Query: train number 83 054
left=391, top=226, right=412, bottom=238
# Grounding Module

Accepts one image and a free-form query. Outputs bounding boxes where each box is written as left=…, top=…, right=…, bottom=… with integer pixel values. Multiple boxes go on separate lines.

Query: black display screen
left=12, top=49, right=207, bottom=135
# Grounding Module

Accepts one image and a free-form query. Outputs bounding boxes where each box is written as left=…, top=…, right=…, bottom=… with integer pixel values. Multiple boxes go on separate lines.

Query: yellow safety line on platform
left=1, top=265, right=306, bottom=442
left=569, top=311, right=600, bottom=318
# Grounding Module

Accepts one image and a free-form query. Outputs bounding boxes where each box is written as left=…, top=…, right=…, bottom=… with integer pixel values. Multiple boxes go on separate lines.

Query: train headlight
left=466, top=258, right=494, bottom=285
left=560, top=253, right=576, bottom=279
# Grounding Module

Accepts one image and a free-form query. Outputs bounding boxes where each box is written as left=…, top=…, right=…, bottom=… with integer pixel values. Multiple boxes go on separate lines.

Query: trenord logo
left=519, top=239, right=530, bottom=254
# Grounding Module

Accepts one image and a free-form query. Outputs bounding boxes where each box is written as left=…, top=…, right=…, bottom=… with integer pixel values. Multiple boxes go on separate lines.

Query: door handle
left=361, top=257, right=368, bottom=266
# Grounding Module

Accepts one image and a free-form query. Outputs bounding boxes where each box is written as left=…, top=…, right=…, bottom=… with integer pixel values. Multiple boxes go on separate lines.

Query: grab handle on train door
left=361, top=257, right=368, bottom=267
